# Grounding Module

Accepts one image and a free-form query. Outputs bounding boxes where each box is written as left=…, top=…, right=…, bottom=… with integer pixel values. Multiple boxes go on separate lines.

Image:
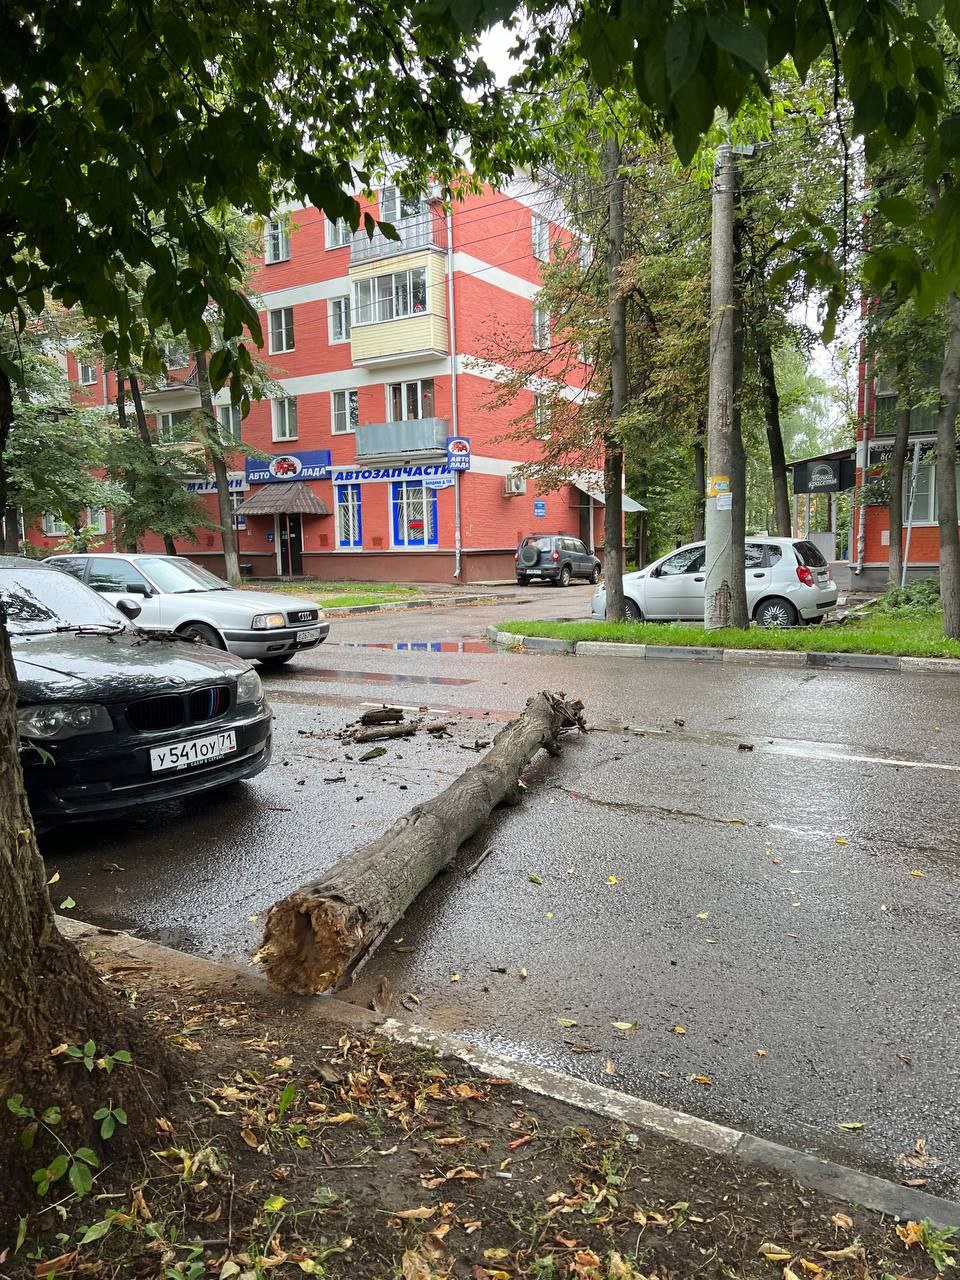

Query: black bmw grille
left=127, top=685, right=231, bottom=733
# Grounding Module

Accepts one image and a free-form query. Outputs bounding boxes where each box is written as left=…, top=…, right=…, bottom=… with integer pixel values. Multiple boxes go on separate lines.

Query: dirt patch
left=1, top=935, right=951, bottom=1280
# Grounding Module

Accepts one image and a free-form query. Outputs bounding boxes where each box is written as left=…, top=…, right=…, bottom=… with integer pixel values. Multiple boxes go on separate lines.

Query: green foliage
left=6, top=1093, right=100, bottom=1200
left=877, top=576, right=942, bottom=617
left=62, top=1040, right=133, bottom=1074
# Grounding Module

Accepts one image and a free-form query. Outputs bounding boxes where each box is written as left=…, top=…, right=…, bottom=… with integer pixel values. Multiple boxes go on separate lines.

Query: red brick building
left=45, top=179, right=626, bottom=582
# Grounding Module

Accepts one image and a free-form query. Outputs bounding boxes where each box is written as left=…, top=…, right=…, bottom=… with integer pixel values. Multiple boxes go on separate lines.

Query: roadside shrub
left=877, top=577, right=941, bottom=617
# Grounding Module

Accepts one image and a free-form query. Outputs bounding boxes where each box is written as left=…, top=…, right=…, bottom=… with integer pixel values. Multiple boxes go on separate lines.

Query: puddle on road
left=337, top=640, right=494, bottom=654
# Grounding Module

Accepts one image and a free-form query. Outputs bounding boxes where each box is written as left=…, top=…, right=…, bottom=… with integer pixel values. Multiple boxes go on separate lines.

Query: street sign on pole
left=446, top=437, right=471, bottom=471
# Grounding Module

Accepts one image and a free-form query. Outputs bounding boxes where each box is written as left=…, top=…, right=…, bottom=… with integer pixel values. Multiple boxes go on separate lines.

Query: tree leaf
left=665, top=13, right=704, bottom=91
left=705, top=13, right=767, bottom=73
left=69, top=1160, right=93, bottom=1197
left=80, top=1217, right=113, bottom=1244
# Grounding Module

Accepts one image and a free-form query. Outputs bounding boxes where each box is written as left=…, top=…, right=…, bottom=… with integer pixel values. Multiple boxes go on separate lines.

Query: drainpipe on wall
left=901, top=439, right=923, bottom=588
left=446, top=208, right=461, bottom=579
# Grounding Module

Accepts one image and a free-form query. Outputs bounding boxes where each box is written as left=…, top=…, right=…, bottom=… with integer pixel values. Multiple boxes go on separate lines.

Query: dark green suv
left=516, top=534, right=602, bottom=587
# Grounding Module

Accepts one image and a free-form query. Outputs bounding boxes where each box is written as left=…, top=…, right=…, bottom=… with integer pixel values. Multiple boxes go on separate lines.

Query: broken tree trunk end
left=359, top=706, right=405, bottom=726
left=352, top=722, right=418, bottom=743
left=255, top=690, right=584, bottom=995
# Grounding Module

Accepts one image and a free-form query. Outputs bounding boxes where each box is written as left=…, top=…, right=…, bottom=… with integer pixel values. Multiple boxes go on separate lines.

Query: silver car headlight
left=18, top=703, right=113, bottom=741
left=251, top=613, right=286, bottom=630
left=236, top=669, right=263, bottom=706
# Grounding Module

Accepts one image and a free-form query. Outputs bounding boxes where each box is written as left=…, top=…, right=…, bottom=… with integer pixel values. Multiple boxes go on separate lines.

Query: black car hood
left=13, top=630, right=248, bottom=703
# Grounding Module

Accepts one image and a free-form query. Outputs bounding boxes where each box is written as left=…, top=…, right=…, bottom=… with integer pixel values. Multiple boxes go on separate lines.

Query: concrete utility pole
left=603, top=132, right=626, bottom=622
left=704, top=144, right=748, bottom=629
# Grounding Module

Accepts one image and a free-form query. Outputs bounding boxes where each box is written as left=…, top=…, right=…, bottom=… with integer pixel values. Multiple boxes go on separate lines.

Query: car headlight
left=252, top=613, right=286, bottom=630
left=18, top=704, right=113, bottom=741
left=236, top=669, right=263, bottom=705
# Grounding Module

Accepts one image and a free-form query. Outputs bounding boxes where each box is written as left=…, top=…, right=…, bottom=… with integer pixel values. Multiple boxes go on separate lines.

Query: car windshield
left=138, top=558, right=230, bottom=593
left=1, top=568, right=127, bottom=635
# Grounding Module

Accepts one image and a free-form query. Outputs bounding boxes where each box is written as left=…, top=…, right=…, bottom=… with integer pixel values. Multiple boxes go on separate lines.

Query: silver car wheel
left=755, top=598, right=796, bottom=628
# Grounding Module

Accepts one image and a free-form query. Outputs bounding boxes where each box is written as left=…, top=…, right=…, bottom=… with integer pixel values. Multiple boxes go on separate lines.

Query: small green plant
left=62, top=1039, right=132, bottom=1073
left=93, top=1103, right=128, bottom=1139
left=276, top=1081, right=297, bottom=1123
left=6, top=1094, right=99, bottom=1198
left=899, top=1219, right=958, bottom=1273
left=877, top=576, right=941, bottom=617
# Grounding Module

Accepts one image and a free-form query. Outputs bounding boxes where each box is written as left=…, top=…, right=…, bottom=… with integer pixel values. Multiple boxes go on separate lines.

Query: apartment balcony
left=350, top=209, right=447, bottom=265
left=349, top=248, right=449, bottom=368
left=140, top=364, right=201, bottom=412
left=354, top=417, right=449, bottom=461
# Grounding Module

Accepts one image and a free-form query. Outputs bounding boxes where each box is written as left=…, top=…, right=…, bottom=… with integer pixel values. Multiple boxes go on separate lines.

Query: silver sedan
left=46, top=553, right=329, bottom=666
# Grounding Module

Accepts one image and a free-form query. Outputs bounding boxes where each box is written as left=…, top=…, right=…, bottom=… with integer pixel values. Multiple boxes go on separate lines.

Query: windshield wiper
left=66, top=623, right=125, bottom=635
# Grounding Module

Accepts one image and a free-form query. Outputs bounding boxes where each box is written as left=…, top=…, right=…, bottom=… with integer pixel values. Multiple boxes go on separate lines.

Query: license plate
left=150, top=730, right=236, bottom=773
left=296, top=629, right=317, bottom=643
left=816, top=572, right=827, bottom=583
left=528, top=571, right=542, bottom=577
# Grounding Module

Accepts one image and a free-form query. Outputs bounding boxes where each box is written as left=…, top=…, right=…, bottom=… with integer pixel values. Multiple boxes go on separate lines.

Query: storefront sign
left=329, top=463, right=451, bottom=484
left=182, top=472, right=248, bottom=494
left=425, top=476, right=455, bottom=490
left=246, top=450, right=331, bottom=484
left=446, top=436, right=471, bottom=471
left=533, top=499, right=547, bottom=517
left=793, top=456, right=857, bottom=492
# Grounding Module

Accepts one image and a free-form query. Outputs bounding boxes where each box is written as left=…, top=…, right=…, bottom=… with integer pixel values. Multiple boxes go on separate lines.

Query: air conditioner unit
left=504, top=472, right=527, bottom=496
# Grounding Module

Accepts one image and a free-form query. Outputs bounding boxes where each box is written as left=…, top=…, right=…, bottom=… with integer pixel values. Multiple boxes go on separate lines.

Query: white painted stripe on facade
left=451, top=253, right=539, bottom=300
left=457, top=355, right=593, bottom=402
left=258, top=276, right=350, bottom=309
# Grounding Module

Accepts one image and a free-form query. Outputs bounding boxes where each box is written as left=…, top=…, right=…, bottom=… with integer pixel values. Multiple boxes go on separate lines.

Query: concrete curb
left=486, top=627, right=960, bottom=675
left=61, top=918, right=960, bottom=1226
left=324, top=592, right=512, bottom=618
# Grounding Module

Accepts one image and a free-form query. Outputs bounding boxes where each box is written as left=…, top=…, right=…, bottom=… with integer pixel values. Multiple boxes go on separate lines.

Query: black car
left=516, top=534, right=602, bottom=586
left=1, top=558, right=272, bottom=828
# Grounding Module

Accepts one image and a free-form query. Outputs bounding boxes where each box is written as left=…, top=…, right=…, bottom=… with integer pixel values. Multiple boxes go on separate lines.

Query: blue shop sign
left=446, top=436, right=471, bottom=471
left=246, top=450, right=331, bottom=484
left=533, top=499, right=547, bottom=518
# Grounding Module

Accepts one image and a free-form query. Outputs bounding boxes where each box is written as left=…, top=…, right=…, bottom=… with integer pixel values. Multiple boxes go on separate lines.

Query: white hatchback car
left=46, top=553, right=329, bottom=665
left=591, top=538, right=838, bottom=626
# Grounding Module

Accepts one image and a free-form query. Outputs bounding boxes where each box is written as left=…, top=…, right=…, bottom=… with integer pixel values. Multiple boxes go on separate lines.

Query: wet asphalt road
left=43, top=586, right=960, bottom=1195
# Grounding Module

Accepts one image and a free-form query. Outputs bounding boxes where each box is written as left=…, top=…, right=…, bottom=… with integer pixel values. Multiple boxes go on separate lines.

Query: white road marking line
left=360, top=701, right=447, bottom=714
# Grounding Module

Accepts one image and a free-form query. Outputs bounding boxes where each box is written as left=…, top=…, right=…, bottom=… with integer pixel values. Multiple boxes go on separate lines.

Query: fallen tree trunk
left=256, top=691, right=584, bottom=994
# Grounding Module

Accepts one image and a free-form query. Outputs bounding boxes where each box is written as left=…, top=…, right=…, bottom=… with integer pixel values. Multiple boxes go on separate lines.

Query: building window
left=228, top=491, right=247, bottom=530
left=580, top=238, right=592, bottom=270
left=331, top=389, right=359, bottom=435
left=353, top=267, right=427, bottom=325
left=533, top=306, right=550, bottom=351
left=268, top=306, right=295, bottom=354
left=330, top=296, right=351, bottom=343
left=264, top=216, right=290, bottom=264
left=272, top=397, right=298, bottom=442
left=336, top=483, right=362, bottom=548
left=43, top=507, right=107, bottom=536
left=380, top=186, right=427, bottom=223
left=161, top=341, right=189, bottom=369
left=158, top=409, right=195, bottom=441
left=78, top=361, right=97, bottom=386
left=388, top=379, right=434, bottom=421
left=325, top=217, right=352, bottom=249
left=532, top=213, right=549, bottom=261
left=217, top=404, right=242, bottom=442
left=533, top=394, right=551, bottom=439
left=391, top=480, right=438, bottom=547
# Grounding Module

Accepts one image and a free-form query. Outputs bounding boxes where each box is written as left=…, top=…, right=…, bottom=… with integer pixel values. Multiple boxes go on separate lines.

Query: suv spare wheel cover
left=519, top=545, right=540, bottom=567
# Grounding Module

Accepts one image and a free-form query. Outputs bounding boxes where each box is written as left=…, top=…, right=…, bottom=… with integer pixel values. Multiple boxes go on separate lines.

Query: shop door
left=279, top=514, right=303, bottom=576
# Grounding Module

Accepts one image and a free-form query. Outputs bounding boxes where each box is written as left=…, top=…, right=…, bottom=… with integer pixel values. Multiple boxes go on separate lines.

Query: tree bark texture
left=603, top=133, right=627, bottom=622
left=757, top=331, right=791, bottom=537
left=692, top=415, right=706, bottom=542
left=0, top=621, right=178, bottom=1234
left=887, top=392, right=911, bottom=589
left=115, top=372, right=139, bottom=552
left=936, top=292, right=960, bottom=637
left=255, top=691, right=585, bottom=995
left=0, top=368, right=18, bottom=554
left=128, top=374, right=178, bottom=557
left=729, top=213, right=748, bottom=627
left=194, top=351, right=241, bottom=585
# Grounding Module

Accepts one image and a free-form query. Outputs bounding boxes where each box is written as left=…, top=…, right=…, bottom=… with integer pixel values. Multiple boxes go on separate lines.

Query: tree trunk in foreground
left=603, top=133, right=627, bottom=621
left=757, top=331, right=791, bottom=537
left=692, top=414, right=706, bottom=543
left=256, top=691, right=585, bottom=995
left=128, top=374, right=178, bottom=558
left=887, top=393, right=911, bottom=589
left=0, top=375, right=178, bottom=1238
left=194, top=351, right=241, bottom=585
left=936, top=292, right=960, bottom=638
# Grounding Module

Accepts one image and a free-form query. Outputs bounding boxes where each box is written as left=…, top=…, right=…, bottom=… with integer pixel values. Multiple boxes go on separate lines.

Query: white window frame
left=352, top=267, right=427, bottom=326
left=161, top=341, right=188, bottom=369
left=158, top=409, right=194, bottom=441
left=325, top=217, right=352, bottom=249
left=228, top=490, right=247, bottom=529
left=78, top=361, right=97, bottom=386
left=217, top=404, right=243, bottom=442
left=264, top=216, right=290, bottom=264
left=43, top=507, right=106, bottom=536
left=268, top=306, right=295, bottom=354
left=386, top=379, right=435, bottom=422
left=335, top=483, right=362, bottom=549
left=533, top=306, right=550, bottom=351
left=580, top=238, right=592, bottom=270
left=532, top=213, right=549, bottom=261
left=533, top=394, right=551, bottom=439
left=272, top=397, right=298, bottom=442
left=329, top=296, right=351, bottom=343
left=331, top=389, right=359, bottom=435
left=380, top=185, right=427, bottom=223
